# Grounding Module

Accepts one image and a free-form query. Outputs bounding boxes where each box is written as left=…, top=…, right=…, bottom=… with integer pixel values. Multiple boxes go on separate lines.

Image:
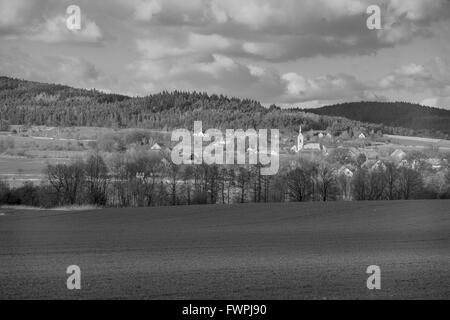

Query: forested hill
left=304, top=102, right=450, bottom=136
left=0, top=76, right=268, bottom=130
left=0, top=76, right=448, bottom=138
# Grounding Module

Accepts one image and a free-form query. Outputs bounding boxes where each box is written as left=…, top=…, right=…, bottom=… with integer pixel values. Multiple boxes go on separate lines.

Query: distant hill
left=0, top=76, right=448, bottom=139
left=304, top=102, right=450, bottom=136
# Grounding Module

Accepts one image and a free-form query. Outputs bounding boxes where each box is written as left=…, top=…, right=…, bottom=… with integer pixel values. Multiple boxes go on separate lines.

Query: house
left=151, top=143, right=162, bottom=151
left=371, top=160, right=387, bottom=171
left=318, top=133, right=324, bottom=139
left=426, top=158, right=443, bottom=170
left=358, top=133, right=366, bottom=139
left=361, top=160, right=375, bottom=170
left=390, top=149, right=406, bottom=162
left=289, top=160, right=298, bottom=170
left=363, top=149, right=379, bottom=160
left=338, top=166, right=354, bottom=178
left=337, top=165, right=354, bottom=201
left=361, top=159, right=385, bottom=171
left=397, top=159, right=409, bottom=168
left=347, top=147, right=360, bottom=158
left=304, top=143, right=322, bottom=151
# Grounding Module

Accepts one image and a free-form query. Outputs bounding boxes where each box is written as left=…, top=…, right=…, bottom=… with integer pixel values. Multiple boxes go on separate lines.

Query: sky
left=1, top=0, right=450, bottom=109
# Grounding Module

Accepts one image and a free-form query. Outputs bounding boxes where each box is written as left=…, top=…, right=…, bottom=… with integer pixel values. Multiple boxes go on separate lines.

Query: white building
left=292, top=126, right=326, bottom=153
left=338, top=166, right=354, bottom=178
left=304, top=143, right=322, bottom=151
left=391, top=149, right=406, bottom=162
left=297, top=126, right=304, bottom=151
left=151, top=143, right=162, bottom=151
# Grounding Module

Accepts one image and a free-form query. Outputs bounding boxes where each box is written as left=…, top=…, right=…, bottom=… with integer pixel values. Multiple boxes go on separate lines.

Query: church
left=290, top=126, right=327, bottom=154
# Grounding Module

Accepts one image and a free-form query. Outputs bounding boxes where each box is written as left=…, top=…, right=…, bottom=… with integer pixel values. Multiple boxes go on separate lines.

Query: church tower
left=297, top=125, right=304, bottom=151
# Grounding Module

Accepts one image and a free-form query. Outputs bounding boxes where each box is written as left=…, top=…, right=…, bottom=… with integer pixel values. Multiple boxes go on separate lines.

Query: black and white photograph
left=0, top=0, right=449, bottom=306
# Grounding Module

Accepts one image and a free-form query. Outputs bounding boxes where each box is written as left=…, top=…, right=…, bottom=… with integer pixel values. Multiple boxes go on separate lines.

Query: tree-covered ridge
left=0, top=76, right=268, bottom=129
left=0, top=76, right=447, bottom=139
left=304, top=101, right=450, bottom=136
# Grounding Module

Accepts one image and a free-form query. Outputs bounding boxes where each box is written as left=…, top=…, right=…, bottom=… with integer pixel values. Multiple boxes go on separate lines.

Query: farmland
left=0, top=200, right=449, bottom=299
left=384, top=134, right=450, bottom=149
left=0, top=126, right=170, bottom=186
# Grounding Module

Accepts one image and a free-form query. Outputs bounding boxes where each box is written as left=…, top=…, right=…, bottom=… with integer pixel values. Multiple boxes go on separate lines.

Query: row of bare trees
left=350, top=165, right=423, bottom=200
left=1, top=152, right=448, bottom=208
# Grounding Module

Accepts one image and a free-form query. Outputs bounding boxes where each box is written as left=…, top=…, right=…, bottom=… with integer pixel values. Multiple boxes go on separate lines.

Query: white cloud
left=0, top=0, right=104, bottom=44
left=119, top=0, right=450, bottom=61
left=2, top=0, right=450, bottom=109
left=30, top=15, right=103, bottom=43
left=208, top=0, right=276, bottom=30
left=134, top=0, right=162, bottom=21
left=0, top=0, right=28, bottom=28
left=137, top=32, right=231, bottom=60
left=387, top=0, right=445, bottom=21
left=421, top=96, right=450, bottom=110
left=0, top=48, right=100, bottom=86
left=196, top=54, right=237, bottom=76
left=248, top=65, right=265, bottom=77
left=379, top=63, right=434, bottom=89
left=282, top=72, right=366, bottom=102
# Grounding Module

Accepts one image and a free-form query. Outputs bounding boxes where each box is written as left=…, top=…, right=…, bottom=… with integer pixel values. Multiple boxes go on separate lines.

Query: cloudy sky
left=1, top=0, right=450, bottom=109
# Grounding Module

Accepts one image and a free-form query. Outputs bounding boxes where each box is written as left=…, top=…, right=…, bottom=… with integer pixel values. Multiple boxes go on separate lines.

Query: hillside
left=0, top=76, right=269, bottom=130
left=0, top=76, right=448, bottom=138
left=304, top=102, right=450, bottom=136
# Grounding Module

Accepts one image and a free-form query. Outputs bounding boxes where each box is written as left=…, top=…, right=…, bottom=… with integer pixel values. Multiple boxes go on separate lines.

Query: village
left=1, top=123, right=449, bottom=205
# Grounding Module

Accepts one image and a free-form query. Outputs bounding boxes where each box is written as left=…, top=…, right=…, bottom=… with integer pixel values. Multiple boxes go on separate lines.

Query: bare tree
left=236, top=167, right=250, bottom=203
left=352, top=168, right=368, bottom=200
left=46, top=161, right=85, bottom=205
left=398, top=167, right=422, bottom=200
left=0, top=179, right=9, bottom=204
left=286, top=167, right=310, bottom=202
left=384, top=162, right=399, bottom=200
left=182, top=166, right=194, bottom=205
left=316, top=163, right=336, bottom=201
left=84, top=153, right=109, bottom=206
left=367, top=169, right=388, bottom=200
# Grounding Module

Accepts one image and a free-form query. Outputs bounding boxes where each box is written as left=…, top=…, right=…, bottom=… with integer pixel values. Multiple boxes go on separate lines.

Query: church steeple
left=297, top=125, right=304, bottom=151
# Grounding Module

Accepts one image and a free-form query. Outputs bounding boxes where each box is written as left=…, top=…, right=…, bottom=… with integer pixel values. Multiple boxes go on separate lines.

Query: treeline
left=304, top=101, right=450, bottom=138
left=1, top=76, right=444, bottom=139
left=1, top=151, right=449, bottom=208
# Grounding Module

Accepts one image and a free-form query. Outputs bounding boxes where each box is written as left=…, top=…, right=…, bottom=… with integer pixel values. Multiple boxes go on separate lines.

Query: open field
left=0, top=200, right=449, bottom=300
left=384, top=134, right=450, bottom=150
left=0, top=156, right=73, bottom=187
left=0, top=126, right=172, bottom=185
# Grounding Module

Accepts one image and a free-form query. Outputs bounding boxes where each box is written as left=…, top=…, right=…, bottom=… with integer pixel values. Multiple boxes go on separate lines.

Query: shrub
left=97, top=133, right=125, bottom=152
left=0, top=120, right=10, bottom=132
